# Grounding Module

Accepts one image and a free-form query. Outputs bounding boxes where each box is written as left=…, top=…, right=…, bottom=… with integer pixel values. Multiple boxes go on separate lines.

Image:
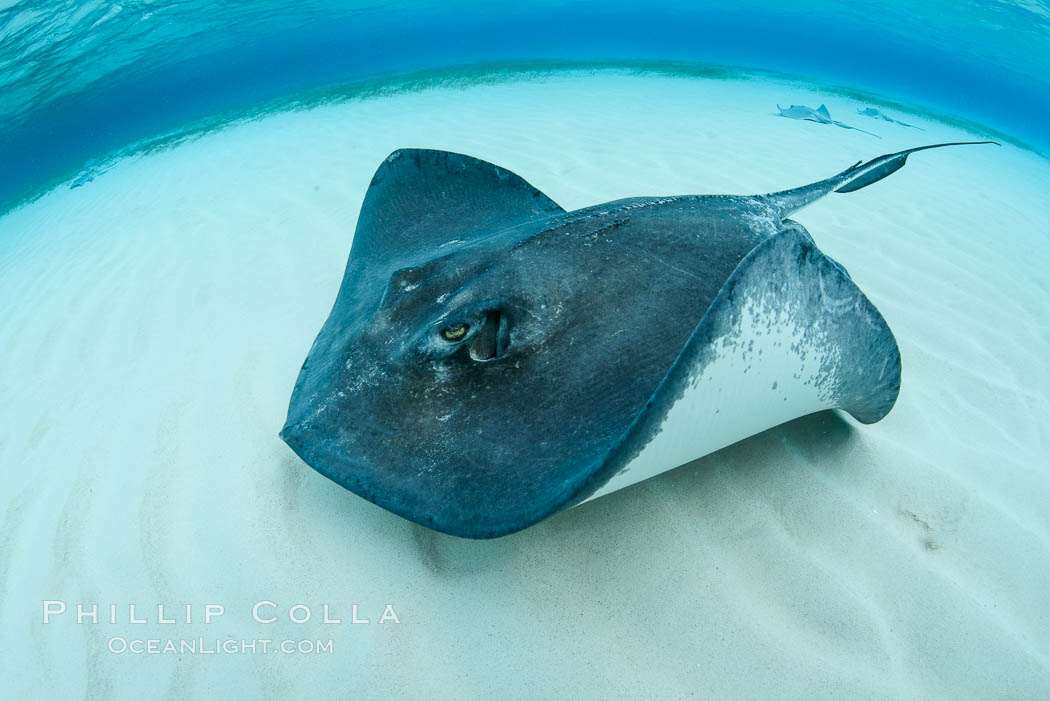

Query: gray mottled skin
left=777, top=103, right=881, bottom=138
left=281, top=143, right=993, bottom=538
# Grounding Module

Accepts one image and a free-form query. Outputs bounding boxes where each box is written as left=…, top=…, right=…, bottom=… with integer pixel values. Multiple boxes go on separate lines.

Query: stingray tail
left=764, top=141, right=998, bottom=217
left=831, top=120, right=882, bottom=138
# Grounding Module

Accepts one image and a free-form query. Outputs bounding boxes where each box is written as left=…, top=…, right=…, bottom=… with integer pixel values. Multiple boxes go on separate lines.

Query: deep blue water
left=1, top=0, right=1048, bottom=211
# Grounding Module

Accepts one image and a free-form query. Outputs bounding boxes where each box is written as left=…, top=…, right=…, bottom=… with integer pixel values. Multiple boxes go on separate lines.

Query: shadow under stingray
left=292, top=409, right=860, bottom=578
left=546, top=409, right=858, bottom=535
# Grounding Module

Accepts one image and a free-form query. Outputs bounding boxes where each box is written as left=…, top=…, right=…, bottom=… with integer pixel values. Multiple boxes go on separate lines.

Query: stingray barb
left=281, top=142, right=996, bottom=538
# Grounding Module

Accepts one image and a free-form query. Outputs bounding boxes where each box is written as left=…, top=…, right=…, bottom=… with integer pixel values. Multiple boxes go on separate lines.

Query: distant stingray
left=857, top=106, right=924, bottom=130
left=777, top=103, right=881, bottom=138
left=281, top=142, right=995, bottom=538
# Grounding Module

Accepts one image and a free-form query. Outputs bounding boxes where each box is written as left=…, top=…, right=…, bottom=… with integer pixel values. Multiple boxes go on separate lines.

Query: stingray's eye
left=440, top=323, right=469, bottom=342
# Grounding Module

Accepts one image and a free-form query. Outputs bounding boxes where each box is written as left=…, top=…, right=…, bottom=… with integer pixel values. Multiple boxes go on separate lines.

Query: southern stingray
left=281, top=142, right=992, bottom=538
left=777, top=103, right=881, bottom=137
left=857, top=106, right=924, bottom=130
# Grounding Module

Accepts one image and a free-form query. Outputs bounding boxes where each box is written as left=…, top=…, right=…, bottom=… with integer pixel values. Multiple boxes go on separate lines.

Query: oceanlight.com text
left=107, top=637, right=335, bottom=655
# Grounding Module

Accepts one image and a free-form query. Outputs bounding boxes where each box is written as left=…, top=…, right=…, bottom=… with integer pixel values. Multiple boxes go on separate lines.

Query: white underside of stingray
left=580, top=221, right=902, bottom=505
left=585, top=292, right=833, bottom=502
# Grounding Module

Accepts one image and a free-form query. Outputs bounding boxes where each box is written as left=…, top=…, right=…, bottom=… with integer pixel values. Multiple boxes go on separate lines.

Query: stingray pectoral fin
left=349, top=149, right=565, bottom=264
left=576, top=228, right=901, bottom=503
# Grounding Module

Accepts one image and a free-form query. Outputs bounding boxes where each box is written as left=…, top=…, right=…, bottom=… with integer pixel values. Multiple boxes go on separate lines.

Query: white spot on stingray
left=742, top=208, right=780, bottom=238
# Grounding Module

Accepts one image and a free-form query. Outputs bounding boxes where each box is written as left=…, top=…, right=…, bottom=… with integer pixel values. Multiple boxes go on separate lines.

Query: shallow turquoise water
left=1, top=0, right=1048, bottom=212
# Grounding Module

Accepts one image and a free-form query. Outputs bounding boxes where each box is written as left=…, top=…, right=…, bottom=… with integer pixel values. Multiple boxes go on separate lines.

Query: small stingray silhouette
left=777, top=103, right=881, bottom=137
left=857, top=106, right=924, bottom=130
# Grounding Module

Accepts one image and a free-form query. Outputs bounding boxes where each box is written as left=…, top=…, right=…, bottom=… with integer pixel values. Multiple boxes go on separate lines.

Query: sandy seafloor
left=1, top=71, right=1049, bottom=700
